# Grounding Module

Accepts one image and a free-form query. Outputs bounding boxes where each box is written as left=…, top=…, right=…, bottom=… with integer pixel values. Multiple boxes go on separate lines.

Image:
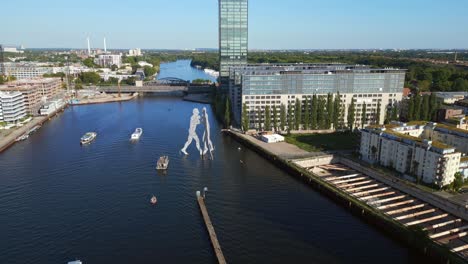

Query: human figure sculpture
left=201, top=107, right=215, bottom=159
left=181, top=108, right=203, bottom=155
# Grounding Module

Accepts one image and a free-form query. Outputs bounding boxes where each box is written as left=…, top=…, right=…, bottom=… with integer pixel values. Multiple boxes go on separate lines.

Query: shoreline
left=70, top=93, right=138, bottom=105
left=226, top=130, right=467, bottom=264
left=0, top=103, right=68, bottom=153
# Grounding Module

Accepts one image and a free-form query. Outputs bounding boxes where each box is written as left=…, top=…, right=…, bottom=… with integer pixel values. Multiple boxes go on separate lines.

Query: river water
left=157, top=60, right=218, bottom=83
left=0, top=61, right=432, bottom=264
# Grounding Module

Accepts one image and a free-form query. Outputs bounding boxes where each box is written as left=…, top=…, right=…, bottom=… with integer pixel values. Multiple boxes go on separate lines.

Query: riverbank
left=0, top=103, right=68, bottom=153
left=183, top=93, right=212, bottom=104
left=71, top=93, right=138, bottom=105
left=226, top=130, right=468, bottom=264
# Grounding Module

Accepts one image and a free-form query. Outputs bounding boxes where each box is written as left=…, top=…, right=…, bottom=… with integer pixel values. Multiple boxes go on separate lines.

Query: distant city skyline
left=2, top=0, right=468, bottom=49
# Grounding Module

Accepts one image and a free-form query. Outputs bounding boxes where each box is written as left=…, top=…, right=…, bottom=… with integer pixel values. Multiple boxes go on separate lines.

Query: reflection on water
left=157, top=59, right=217, bottom=83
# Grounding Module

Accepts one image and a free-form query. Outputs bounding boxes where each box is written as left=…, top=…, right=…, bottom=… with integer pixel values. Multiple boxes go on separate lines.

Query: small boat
left=68, top=261, right=82, bottom=264
left=150, top=196, right=157, bottom=205
left=80, top=132, right=97, bottom=145
left=28, top=125, right=41, bottom=134
left=130, top=128, right=143, bottom=140
left=156, top=156, right=169, bottom=170
left=15, top=134, right=29, bottom=142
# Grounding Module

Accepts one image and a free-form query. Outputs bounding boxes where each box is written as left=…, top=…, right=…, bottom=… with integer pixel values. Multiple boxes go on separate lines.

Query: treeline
left=189, top=53, right=219, bottom=71
left=402, top=93, right=441, bottom=122
left=73, top=72, right=136, bottom=89
left=241, top=93, right=363, bottom=133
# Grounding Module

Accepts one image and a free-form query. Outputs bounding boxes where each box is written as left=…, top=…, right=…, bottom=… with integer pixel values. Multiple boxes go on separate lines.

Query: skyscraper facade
left=219, top=0, right=248, bottom=86
left=0, top=45, right=4, bottom=76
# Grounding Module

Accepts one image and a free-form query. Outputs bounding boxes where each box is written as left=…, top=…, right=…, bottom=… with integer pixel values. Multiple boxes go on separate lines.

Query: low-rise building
left=437, top=106, right=464, bottom=122
left=3, top=62, right=52, bottom=79
left=0, top=91, right=27, bottom=123
left=40, top=99, right=65, bottom=116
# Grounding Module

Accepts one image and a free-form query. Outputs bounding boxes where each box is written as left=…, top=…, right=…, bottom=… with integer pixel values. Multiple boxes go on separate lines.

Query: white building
left=360, top=122, right=462, bottom=187
left=128, top=48, right=142, bottom=57
left=94, top=54, right=122, bottom=68
left=3, top=62, right=52, bottom=79
left=40, top=99, right=65, bottom=116
left=0, top=91, right=27, bottom=123
left=2, top=46, right=24, bottom=54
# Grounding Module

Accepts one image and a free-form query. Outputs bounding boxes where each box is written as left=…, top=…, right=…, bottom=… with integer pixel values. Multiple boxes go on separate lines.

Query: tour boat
left=150, top=196, right=157, bottom=205
left=131, top=128, right=143, bottom=140
left=156, top=156, right=169, bottom=170
left=80, top=132, right=97, bottom=145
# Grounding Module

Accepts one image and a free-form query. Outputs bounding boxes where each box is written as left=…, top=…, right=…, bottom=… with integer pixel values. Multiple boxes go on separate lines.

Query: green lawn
left=285, top=132, right=359, bottom=152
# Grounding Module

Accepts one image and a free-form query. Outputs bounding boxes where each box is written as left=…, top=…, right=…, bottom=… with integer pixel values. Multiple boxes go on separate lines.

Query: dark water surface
left=0, top=97, right=432, bottom=264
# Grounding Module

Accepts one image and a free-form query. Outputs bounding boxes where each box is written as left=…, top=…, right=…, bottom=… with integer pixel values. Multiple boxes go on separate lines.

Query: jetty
left=196, top=192, right=226, bottom=264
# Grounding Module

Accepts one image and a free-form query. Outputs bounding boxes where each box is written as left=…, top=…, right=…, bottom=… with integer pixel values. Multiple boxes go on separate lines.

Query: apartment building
left=94, top=54, right=122, bottom=68
left=361, top=122, right=462, bottom=187
left=0, top=91, right=27, bottom=123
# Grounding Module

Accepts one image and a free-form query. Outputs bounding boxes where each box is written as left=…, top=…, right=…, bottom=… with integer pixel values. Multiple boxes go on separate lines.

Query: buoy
left=150, top=196, right=157, bottom=205
left=240, top=160, right=244, bottom=164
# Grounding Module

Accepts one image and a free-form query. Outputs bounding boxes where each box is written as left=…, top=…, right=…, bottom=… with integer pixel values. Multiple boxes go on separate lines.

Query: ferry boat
left=80, top=132, right=97, bottom=145
left=130, top=128, right=143, bottom=140
left=156, top=156, right=169, bottom=170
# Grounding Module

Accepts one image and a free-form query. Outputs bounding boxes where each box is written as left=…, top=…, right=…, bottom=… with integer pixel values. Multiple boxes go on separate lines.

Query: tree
left=111, top=64, right=118, bottom=71
left=143, top=66, right=157, bottom=77
left=311, top=95, right=318, bottom=129
left=294, top=98, right=302, bottom=130
left=242, top=103, right=249, bottom=132
left=333, top=93, right=341, bottom=129
left=414, top=94, right=422, bottom=120
left=361, top=103, right=367, bottom=128
left=452, top=78, right=468, bottom=91
left=124, top=77, right=136, bottom=85
left=264, top=105, right=271, bottom=131
left=272, top=105, right=278, bottom=132
left=347, top=98, right=356, bottom=130
left=452, top=172, right=464, bottom=192
left=280, top=104, right=286, bottom=132
left=287, top=104, right=293, bottom=134
left=391, top=104, right=398, bottom=121
left=376, top=102, right=381, bottom=124
left=80, top=72, right=101, bottom=84
left=317, top=96, right=326, bottom=129
left=326, top=93, right=334, bottom=129
left=83, top=58, right=97, bottom=68
left=429, top=93, right=437, bottom=121
left=224, top=97, right=231, bottom=128
left=421, top=95, right=430, bottom=120
left=303, top=98, right=310, bottom=130
left=408, top=97, right=415, bottom=121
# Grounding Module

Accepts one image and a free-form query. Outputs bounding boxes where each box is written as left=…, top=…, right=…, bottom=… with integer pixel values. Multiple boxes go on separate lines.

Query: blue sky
left=2, top=0, right=467, bottom=49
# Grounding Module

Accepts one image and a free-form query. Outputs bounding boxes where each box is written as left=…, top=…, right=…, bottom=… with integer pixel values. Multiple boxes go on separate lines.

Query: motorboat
left=156, top=156, right=169, bottom=170
left=80, top=132, right=97, bottom=145
left=150, top=196, right=157, bottom=205
left=131, top=128, right=143, bottom=140
left=15, top=134, right=29, bottom=142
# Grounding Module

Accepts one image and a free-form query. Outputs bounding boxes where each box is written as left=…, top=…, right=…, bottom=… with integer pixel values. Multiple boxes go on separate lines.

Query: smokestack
left=104, top=37, right=107, bottom=53
left=87, top=37, right=91, bottom=55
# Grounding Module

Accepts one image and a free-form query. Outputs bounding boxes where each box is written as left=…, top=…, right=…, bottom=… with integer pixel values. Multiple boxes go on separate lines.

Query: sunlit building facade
left=219, top=0, right=248, bottom=86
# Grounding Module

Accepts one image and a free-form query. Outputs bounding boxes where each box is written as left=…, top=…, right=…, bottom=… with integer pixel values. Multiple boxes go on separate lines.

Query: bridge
left=97, top=77, right=189, bottom=93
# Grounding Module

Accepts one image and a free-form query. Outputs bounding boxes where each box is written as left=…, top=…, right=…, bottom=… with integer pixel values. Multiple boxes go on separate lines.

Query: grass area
left=285, top=132, right=359, bottom=152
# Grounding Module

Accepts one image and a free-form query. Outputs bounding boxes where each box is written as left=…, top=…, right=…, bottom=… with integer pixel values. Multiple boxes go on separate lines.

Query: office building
left=219, top=0, right=248, bottom=85
left=0, top=91, right=27, bottom=123
left=229, top=64, right=405, bottom=128
left=94, top=54, right=122, bottom=68
left=360, top=122, right=461, bottom=187
left=3, top=62, right=52, bottom=79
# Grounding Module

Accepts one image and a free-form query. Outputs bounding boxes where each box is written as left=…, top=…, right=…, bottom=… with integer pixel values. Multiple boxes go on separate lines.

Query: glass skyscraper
left=219, top=0, right=248, bottom=86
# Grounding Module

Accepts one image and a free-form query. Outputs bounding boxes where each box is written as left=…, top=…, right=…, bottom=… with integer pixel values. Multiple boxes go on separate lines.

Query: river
left=157, top=60, right=218, bottom=83
left=0, top=61, right=433, bottom=264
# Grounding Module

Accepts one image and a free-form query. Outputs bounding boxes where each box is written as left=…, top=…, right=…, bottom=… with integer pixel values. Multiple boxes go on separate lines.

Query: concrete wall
left=340, top=158, right=468, bottom=222
left=293, top=155, right=340, bottom=168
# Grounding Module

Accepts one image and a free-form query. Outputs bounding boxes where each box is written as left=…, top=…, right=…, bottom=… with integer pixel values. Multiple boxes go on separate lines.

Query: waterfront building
left=360, top=121, right=466, bottom=187
left=229, top=64, right=405, bottom=128
left=94, top=54, right=122, bottom=68
left=0, top=78, right=63, bottom=115
left=0, top=91, right=27, bottom=123
left=219, top=0, right=248, bottom=86
left=3, top=62, right=52, bottom=79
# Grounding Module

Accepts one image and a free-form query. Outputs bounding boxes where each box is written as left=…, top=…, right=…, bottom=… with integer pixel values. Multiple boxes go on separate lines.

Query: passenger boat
left=156, top=156, right=169, bottom=170
left=131, top=128, right=143, bottom=140
left=80, top=132, right=97, bottom=145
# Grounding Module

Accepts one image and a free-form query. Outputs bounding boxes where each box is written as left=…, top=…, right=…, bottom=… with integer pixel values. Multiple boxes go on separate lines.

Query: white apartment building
left=361, top=123, right=462, bottom=187
left=0, top=91, right=27, bottom=123
left=3, top=62, right=52, bottom=79
left=128, top=48, right=142, bottom=57
left=423, top=122, right=468, bottom=154
left=94, top=54, right=122, bottom=68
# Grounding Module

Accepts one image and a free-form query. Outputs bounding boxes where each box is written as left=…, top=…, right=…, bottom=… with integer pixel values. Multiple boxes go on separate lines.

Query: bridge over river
left=97, top=77, right=191, bottom=94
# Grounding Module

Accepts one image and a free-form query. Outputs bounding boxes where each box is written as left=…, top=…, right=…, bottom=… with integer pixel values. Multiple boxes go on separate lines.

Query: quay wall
left=226, top=130, right=466, bottom=264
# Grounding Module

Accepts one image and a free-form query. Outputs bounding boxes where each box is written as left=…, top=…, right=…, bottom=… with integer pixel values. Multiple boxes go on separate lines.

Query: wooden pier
left=197, top=195, right=227, bottom=264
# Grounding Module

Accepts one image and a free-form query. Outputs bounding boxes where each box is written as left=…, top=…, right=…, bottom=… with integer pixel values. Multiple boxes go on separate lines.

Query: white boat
left=80, top=132, right=97, bottom=145
left=156, top=156, right=169, bottom=170
left=131, top=128, right=143, bottom=140
left=15, top=134, right=29, bottom=142
left=68, top=261, right=82, bottom=264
